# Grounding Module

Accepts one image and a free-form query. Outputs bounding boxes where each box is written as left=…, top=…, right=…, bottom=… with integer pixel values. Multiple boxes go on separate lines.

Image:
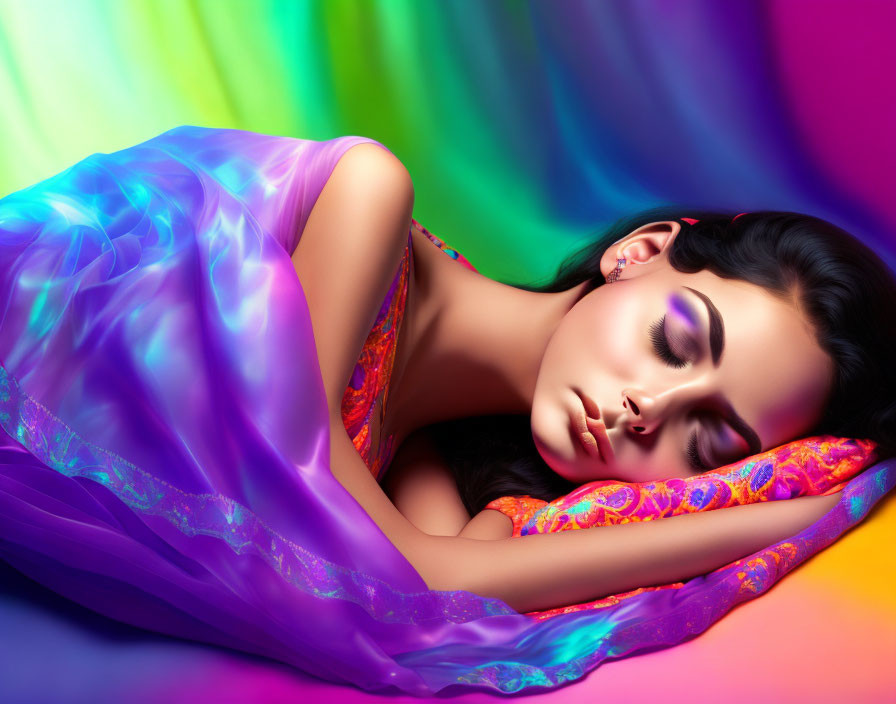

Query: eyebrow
left=682, top=286, right=763, bottom=456
left=683, top=286, right=724, bottom=366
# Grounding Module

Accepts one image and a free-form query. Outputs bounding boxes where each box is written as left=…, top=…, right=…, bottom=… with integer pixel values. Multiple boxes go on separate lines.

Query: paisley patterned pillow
left=485, top=436, right=877, bottom=537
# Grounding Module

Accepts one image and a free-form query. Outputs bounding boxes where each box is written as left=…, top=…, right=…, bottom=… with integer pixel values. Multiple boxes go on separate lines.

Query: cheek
left=531, top=285, right=663, bottom=480
left=597, top=294, right=652, bottom=360
left=574, top=289, right=658, bottom=389
left=535, top=288, right=658, bottom=419
left=529, top=398, right=560, bottom=464
left=531, top=353, right=576, bottom=448
left=530, top=355, right=595, bottom=482
left=551, top=295, right=629, bottom=374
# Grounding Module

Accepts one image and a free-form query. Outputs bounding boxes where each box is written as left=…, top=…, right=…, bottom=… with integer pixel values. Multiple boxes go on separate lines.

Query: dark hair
left=430, top=207, right=896, bottom=517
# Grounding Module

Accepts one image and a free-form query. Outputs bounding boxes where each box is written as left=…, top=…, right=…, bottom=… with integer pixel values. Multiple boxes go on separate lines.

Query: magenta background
left=1, top=1, right=894, bottom=702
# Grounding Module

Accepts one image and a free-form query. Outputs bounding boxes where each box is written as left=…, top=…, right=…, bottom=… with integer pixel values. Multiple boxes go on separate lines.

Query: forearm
left=326, top=412, right=839, bottom=614
left=418, top=493, right=839, bottom=613
left=328, top=416, right=430, bottom=564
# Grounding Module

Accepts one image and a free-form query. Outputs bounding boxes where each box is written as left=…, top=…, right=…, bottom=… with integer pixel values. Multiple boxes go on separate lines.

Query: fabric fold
left=0, top=125, right=891, bottom=695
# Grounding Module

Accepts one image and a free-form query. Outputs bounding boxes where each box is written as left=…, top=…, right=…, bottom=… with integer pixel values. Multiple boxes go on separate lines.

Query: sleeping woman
left=299, top=142, right=896, bottom=613
left=0, top=125, right=893, bottom=691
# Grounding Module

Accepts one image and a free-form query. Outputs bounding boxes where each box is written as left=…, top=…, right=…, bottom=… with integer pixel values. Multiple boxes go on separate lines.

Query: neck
left=385, top=240, right=589, bottom=447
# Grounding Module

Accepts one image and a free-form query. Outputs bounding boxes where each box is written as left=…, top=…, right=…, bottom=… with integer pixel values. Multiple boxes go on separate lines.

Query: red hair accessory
left=680, top=213, right=748, bottom=226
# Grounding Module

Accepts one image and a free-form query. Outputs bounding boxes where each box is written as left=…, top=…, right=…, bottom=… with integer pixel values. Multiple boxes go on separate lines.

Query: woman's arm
left=382, top=429, right=472, bottom=537
left=414, top=492, right=840, bottom=613
left=331, top=411, right=839, bottom=614
left=292, top=142, right=415, bottom=415
left=296, top=144, right=840, bottom=615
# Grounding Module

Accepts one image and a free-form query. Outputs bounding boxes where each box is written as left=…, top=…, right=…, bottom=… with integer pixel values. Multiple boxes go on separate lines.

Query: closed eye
left=649, top=316, right=687, bottom=369
left=686, top=430, right=712, bottom=471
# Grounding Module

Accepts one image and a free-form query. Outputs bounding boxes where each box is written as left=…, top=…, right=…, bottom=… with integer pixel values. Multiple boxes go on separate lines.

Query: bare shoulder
left=458, top=509, right=514, bottom=540
left=291, top=139, right=415, bottom=418
left=382, top=427, right=473, bottom=537
left=333, top=141, right=413, bottom=187
left=381, top=426, right=514, bottom=540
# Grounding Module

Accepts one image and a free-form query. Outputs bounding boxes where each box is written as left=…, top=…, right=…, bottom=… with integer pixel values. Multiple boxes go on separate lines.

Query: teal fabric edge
left=0, top=361, right=517, bottom=627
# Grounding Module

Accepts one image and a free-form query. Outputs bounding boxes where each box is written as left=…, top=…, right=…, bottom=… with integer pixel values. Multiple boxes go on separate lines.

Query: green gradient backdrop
left=3, top=0, right=894, bottom=285
left=0, top=0, right=564, bottom=284
left=2, top=1, right=896, bottom=698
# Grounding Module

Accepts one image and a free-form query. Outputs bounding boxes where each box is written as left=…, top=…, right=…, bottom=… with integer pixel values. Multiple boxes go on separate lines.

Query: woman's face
left=531, top=221, right=835, bottom=484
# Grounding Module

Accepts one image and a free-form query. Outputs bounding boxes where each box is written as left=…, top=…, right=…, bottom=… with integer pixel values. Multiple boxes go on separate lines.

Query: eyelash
left=648, top=316, right=688, bottom=369
left=687, top=431, right=710, bottom=472
left=649, top=315, right=711, bottom=472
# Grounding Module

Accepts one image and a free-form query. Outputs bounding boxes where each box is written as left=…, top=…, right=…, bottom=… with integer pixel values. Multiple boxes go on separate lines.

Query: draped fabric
left=0, top=126, right=892, bottom=695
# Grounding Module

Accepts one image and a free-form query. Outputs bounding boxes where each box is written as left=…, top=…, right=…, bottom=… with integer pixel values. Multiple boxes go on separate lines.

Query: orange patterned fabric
left=338, top=226, right=881, bottom=623
left=485, top=436, right=876, bottom=620
left=340, top=218, right=476, bottom=481
left=339, top=236, right=410, bottom=482
left=485, top=436, right=876, bottom=539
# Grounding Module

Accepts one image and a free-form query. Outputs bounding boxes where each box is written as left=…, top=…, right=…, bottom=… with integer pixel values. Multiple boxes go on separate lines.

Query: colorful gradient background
left=1, top=0, right=894, bottom=702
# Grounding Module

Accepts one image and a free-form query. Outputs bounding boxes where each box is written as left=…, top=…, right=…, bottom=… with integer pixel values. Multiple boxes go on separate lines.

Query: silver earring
left=605, top=257, right=627, bottom=284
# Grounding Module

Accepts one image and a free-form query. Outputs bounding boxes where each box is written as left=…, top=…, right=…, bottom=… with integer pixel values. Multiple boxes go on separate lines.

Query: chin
left=532, top=433, right=586, bottom=484
left=531, top=406, right=603, bottom=483
left=548, top=461, right=578, bottom=483
left=532, top=432, right=569, bottom=479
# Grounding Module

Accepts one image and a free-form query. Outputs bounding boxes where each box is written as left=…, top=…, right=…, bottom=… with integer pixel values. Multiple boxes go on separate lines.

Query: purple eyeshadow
left=668, top=293, right=699, bottom=329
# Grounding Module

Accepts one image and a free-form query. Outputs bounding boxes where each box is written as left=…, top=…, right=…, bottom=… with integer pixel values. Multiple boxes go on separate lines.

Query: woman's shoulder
left=382, top=426, right=472, bottom=537
left=291, top=143, right=415, bottom=418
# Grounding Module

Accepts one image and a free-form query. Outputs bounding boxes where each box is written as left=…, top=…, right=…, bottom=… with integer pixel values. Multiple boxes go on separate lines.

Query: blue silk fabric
left=0, top=126, right=892, bottom=695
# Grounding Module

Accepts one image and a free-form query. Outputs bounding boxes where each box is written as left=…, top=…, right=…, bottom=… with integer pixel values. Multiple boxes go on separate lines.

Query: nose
left=621, top=388, right=656, bottom=434
left=620, top=385, right=693, bottom=435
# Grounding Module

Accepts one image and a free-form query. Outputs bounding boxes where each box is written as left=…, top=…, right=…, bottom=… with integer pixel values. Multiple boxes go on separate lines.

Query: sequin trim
left=0, top=362, right=515, bottom=625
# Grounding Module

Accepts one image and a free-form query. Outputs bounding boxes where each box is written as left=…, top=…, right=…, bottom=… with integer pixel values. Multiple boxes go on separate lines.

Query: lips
left=586, top=413, right=615, bottom=465
left=572, top=389, right=615, bottom=464
left=573, top=417, right=601, bottom=459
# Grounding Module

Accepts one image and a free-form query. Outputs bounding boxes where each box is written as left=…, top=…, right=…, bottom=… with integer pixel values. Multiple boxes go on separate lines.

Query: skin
left=384, top=220, right=834, bottom=488
left=294, top=145, right=842, bottom=611
left=531, top=221, right=835, bottom=484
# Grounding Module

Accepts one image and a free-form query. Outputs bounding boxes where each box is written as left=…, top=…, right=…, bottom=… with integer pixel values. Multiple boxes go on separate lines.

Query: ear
left=599, top=220, right=682, bottom=282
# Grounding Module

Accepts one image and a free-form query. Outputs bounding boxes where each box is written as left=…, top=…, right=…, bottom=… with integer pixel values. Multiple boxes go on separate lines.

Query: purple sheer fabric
left=0, top=126, right=520, bottom=694
left=0, top=126, right=892, bottom=695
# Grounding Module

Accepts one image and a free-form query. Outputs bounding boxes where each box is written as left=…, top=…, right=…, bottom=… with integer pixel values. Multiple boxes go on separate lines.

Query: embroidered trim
left=0, top=362, right=515, bottom=625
